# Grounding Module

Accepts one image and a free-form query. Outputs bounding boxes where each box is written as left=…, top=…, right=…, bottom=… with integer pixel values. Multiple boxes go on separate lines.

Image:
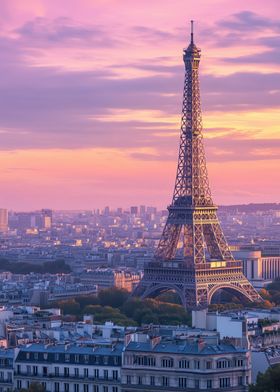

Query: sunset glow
left=0, top=0, right=279, bottom=209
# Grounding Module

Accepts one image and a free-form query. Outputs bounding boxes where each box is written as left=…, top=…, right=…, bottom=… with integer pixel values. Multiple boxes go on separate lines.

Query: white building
left=232, top=249, right=280, bottom=288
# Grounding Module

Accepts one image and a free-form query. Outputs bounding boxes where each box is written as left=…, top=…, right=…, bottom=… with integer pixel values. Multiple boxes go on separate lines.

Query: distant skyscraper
left=140, top=205, right=146, bottom=216
left=130, top=206, right=138, bottom=215
left=146, top=206, right=157, bottom=214
left=104, top=206, right=110, bottom=216
left=0, top=209, right=8, bottom=233
left=117, top=207, right=123, bottom=215
left=41, top=209, right=52, bottom=229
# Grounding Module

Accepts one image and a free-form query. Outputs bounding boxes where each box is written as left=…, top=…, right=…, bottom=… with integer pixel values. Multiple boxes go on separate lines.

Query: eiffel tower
left=134, top=22, right=261, bottom=309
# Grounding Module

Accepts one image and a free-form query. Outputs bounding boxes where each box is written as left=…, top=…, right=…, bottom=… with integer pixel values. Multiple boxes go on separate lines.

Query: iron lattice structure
left=134, top=22, right=261, bottom=309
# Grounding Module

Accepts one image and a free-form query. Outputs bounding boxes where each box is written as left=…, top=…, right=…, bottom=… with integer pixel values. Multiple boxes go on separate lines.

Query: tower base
left=133, top=260, right=260, bottom=310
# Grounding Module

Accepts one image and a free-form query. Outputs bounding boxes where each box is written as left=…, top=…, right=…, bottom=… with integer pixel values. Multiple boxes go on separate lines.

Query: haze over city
left=0, top=0, right=279, bottom=210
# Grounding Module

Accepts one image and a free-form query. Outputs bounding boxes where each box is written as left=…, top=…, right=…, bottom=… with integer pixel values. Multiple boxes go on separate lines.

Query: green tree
left=58, top=299, right=81, bottom=315
left=0, top=258, right=71, bottom=274
left=76, top=295, right=99, bottom=308
left=98, top=288, right=129, bottom=308
left=259, top=288, right=271, bottom=301
left=249, top=364, right=280, bottom=392
left=157, top=291, right=181, bottom=304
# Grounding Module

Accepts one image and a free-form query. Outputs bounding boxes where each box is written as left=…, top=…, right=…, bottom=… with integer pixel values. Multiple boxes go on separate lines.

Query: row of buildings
left=0, top=330, right=251, bottom=392
left=0, top=304, right=278, bottom=391
left=0, top=207, right=280, bottom=290
left=0, top=269, right=142, bottom=308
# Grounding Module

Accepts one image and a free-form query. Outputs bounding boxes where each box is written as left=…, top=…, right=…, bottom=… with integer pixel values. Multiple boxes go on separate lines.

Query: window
left=238, top=376, right=243, bottom=386
left=54, top=382, right=60, bottom=392
left=17, top=381, right=22, bottom=390
left=147, top=356, right=156, bottom=366
left=161, top=358, right=174, bottom=368
left=27, top=365, right=31, bottom=375
left=34, top=353, right=38, bottom=360
left=17, top=365, right=21, bottom=374
left=55, top=367, right=59, bottom=376
left=74, top=385, right=79, bottom=392
left=126, top=375, right=131, bottom=384
left=179, top=378, right=187, bottom=388
left=93, top=387, right=99, bottom=392
left=94, top=369, right=99, bottom=378
left=84, top=368, right=88, bottom=378
left=83, top=385, right=89, bottom=392
left=43, top=366, right=48, bottom=376
left=64, top=383, right=69, bottom=392
left=65, top=354, right=70, bottom=362
left=74, top=368, right=79, bottom=377
left=179, top=359, right=189, bottom=369
left=162, top=377, right=169, bottom=387
left=42, top=382, right=46, bottom=389
left=236, top=359, right=244, bottom=367
left=103, top=356, right=109, bottom=365
left=207, top=379, right=212, bottom=389
left=113, top=370, right=118, bottom=380
left=220, top=378, right=230, bottom=388
left=138, top=376, right=142, bottom=385
left=84, top=355, right=89, bottom=363
left=55, top=353, right=60, bottom=361
left=75, top=355, right=79, bottom=363
left=103, top=387, right=108, bottom=392
left=206, top=361, right=212, bottom=369
left=194, top=380, right=199, bottom=389
left=26, top=353, right=30, bottom=360
left=217, top=360, right=231, bottom=369
left=112, top=388, right=118, bottom=392
left=104, top=370, right=108, bottom=380
left=150, top=376, right=155, bottom=386
left=135, top=356, right=145, bottom=365
left=43, top=353, right=48, bottom=360
left=194, top=360, right=200, bottom=369
left=64, top=367, right=69, bottom=377
left=33, top=366, right=38, bottom=376
left=113, top=356, right=119, bottom=365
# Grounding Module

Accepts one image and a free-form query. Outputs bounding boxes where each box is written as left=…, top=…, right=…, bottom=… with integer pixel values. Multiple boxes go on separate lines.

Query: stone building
left=14, top=343, right=122, bottom=392
left=121, top=333, right=251, bottom=391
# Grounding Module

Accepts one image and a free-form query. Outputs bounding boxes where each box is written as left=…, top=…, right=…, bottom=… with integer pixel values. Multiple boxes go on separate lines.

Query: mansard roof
left=125, top=341, right=247, bottom=356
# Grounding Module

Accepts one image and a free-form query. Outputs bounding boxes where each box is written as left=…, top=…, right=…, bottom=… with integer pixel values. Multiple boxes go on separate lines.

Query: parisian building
left=14, top=343, right=122, bottom=392
left=121, top=333, right=251, bottom=392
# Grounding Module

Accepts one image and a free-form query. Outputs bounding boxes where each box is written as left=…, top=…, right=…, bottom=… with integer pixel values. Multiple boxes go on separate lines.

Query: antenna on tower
left=191, top=20, right=194, bottom=44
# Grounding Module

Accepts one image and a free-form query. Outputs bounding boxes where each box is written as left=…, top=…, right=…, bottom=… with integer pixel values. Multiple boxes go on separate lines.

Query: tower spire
left=191, top=20, right=194, bottom=44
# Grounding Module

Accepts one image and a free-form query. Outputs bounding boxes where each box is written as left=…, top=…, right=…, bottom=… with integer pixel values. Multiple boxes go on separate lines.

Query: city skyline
left=0, top=0, right=279, bottom=210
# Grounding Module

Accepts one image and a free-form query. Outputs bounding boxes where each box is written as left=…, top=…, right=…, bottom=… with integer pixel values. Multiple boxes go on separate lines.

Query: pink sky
left=0, top=0, right=279, bottom=210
